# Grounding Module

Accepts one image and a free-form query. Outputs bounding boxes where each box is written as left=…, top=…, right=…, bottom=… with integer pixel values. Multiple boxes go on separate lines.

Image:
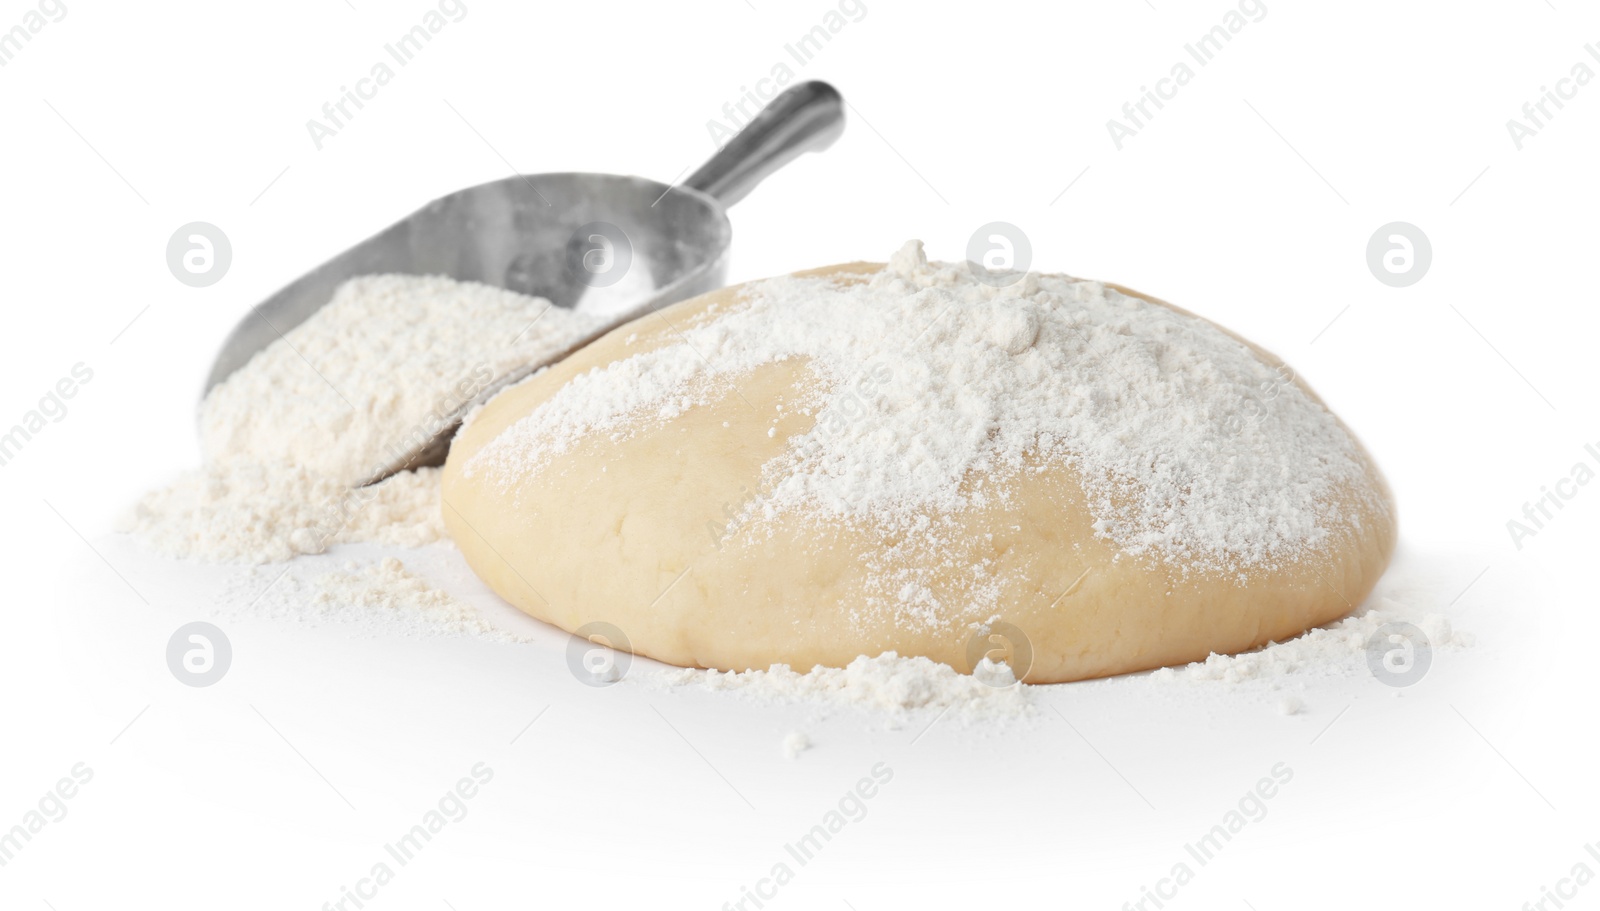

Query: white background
left=2, top=0, right=1597, bottom=908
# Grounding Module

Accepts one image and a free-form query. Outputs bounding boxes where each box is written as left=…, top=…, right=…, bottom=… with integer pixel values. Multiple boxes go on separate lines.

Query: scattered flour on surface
left=649, top=652, right=1032, bottom=720
left=123, top=464, right=446, bottom=564
left=309, top=557, right=526, bottom=641
left=1148, top=598, right=1473, bottom=687
left=644, top=587, right=1475, bottom=720
left=220, top=556, right=529, bottom=642
left=782, top=731, right=811, bottom=759
left=121, top=274, right=601, bottom=564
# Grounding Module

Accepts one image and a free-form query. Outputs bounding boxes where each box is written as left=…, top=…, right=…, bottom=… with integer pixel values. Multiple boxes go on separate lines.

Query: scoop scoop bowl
left=202, top=81, right=845, bottom=483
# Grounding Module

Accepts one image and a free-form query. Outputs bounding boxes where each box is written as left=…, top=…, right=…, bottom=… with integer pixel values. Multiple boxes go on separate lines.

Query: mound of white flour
left=122, top=274, right=600, bottom=563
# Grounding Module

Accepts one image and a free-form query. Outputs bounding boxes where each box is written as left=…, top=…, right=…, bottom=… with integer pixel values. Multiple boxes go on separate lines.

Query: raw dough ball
left=441, top=253, right=1395, bottom=683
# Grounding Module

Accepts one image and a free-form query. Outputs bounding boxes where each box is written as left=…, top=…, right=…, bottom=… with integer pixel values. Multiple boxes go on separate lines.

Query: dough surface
left=441, top=259, right=1396, bottom=683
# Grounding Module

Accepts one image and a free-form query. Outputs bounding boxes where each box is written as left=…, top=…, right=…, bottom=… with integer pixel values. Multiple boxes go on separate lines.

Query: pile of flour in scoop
left=121, top=274, right=602, bottom=563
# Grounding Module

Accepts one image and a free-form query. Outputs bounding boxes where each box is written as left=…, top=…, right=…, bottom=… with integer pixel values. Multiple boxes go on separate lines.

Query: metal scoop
left=202, top=81, right=845, bottom=483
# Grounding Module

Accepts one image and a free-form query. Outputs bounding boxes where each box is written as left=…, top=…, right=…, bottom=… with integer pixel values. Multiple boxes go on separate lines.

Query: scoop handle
left=684, top=81, right=845, bottom=207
